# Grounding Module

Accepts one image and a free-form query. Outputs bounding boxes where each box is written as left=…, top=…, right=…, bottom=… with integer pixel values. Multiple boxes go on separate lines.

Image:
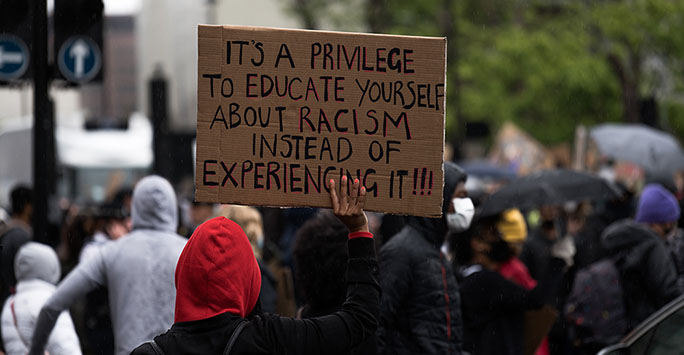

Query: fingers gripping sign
left=328, top=176, right=369, bottom=233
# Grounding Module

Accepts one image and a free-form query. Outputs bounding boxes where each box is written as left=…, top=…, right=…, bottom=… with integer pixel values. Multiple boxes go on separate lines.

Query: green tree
left=281, top=0, right=684, bottom=144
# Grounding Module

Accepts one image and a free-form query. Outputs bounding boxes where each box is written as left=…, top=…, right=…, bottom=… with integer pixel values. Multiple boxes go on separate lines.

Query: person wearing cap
left=634, top=183, right=681, bottom=240
left=497, top=209, right=537, bottom=290
left=601, top=183, right=682, bottom=330
left=454, top=215, right=574, bottom=355
left=497, top=209, right=549, bottom=355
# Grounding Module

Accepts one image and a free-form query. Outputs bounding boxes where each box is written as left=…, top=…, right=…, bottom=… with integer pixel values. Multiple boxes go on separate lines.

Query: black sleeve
left=463, top=259, right=565, bottom=312
left=376, top=236, right=413, bottom=353
left=129, top=343, right=155, bottom=355
left=233, top=237, right=380, bottom=355
left=519, top=241, right=539, bottom=280
left=642, top=241, right=682, bottom=306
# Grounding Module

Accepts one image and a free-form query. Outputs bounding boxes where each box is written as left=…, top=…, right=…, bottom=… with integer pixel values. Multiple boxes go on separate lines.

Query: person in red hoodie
left=129, top=177, right=379, bottom=355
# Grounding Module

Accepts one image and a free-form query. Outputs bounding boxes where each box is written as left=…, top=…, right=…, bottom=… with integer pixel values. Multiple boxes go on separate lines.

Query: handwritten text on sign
left=195, top=25, right=446, bottom=217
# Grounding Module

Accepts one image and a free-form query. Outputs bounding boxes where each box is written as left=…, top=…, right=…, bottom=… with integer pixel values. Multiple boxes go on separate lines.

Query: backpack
left=564, top=258, right=628, bottom=347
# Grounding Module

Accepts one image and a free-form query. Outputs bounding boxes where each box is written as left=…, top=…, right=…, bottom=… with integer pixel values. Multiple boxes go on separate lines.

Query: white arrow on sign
left=0, top=46, right=23, bottom=69
left=69, top=39, right=90, bottom=77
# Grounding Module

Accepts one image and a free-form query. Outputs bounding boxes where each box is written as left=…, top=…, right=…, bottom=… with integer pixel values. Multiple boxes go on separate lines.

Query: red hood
left=174, top=216, right=261, bottom=322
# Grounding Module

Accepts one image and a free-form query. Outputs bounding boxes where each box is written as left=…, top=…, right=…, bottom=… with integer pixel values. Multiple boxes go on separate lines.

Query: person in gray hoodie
left=27, top=176, right=187, bottom=355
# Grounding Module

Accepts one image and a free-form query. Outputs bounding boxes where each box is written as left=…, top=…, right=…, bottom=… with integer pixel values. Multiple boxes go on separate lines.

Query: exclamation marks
left=412, top=168, right=433, bottom=196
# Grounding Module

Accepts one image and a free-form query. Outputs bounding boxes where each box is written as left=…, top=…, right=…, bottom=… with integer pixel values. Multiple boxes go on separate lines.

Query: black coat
left=519, top=227, right=553, bottom=281
left=377, top=162, right=466, bottom=355
left=129, top=237, right=379, bottom=355
left=601, top=220, right=682, bottom=330
left=459, top=259, right=565, bottom=355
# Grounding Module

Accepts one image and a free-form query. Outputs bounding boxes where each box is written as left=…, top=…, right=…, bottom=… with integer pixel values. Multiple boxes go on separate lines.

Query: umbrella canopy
left=477, top=169, right=621, bottom=217
left=459, top=160, right=517, bottom=180
left=590, top=123, right=684, bottom=174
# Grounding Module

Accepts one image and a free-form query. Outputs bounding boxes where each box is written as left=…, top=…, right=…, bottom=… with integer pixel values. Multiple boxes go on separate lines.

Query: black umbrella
left=477, top=169, right=621, bottom=217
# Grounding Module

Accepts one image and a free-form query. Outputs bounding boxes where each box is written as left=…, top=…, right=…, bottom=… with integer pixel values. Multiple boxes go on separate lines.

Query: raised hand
left=328, top=176, right=369, bottom=233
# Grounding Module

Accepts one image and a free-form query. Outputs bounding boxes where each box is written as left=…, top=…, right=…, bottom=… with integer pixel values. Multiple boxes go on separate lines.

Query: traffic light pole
left=32, top=0, right=54, bottom=244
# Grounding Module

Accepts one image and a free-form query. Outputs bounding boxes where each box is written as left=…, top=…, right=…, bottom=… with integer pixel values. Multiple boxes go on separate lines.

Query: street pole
left=150, top=66, right=170, bottom=181
left=32, top=0, right=54, bottom=244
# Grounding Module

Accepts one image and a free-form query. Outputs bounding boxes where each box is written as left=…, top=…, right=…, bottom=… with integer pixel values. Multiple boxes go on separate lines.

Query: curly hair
left=292, top=211, right=349, bottom=311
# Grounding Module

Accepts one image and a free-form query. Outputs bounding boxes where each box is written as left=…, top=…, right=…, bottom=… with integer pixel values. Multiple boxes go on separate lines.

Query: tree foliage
left=282, top=0, right=684, bottom=144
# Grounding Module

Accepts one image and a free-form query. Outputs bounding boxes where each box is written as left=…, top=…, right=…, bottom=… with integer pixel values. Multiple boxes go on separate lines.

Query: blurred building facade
left=81, top=15, right=137, bottom=123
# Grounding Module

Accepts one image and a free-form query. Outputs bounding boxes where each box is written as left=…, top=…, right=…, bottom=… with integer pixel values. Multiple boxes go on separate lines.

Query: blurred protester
left=80, top=202, right=130, bottom=263
left=79, top=201, right=130, bottom=355
left=292, top=211, right=376, bottom=354
left=0, top=185, right=33, bottom=306
left=378, top=214, right=405, bottom=245
left=520, top=205, right=562, bottom=281
left=497, top=209, right=536, bottom=290
left=130, top=177, right=379, bottom=355
left=677, top=172, right=684, bottom=229
left=27, top=176, right=187, bottom=355
left=377, top=162, right=471, bottom=355
left=600, top=184, right=681, bottom=330
left=644, top=177, right=684, bottom=292
left=278, top=208, right=318, bottom=268
left=496, top=209, right=549, bottom=355
left=185, top=201, right=215, bottom=238
left=455, top=217, right=575, bottom=355
left=0, top=208, right=9, bottom=234
left=1, top=243, right=81, bottom=355
left=218, top=205, right=277, bottom=314
left=573, top=184, right=634, bottom=270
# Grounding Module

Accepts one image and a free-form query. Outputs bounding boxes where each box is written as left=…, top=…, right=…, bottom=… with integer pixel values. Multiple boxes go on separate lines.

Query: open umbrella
left=477, top=169, right=621, bottom=217
left=459, top=160, right=517, bottom=180
left=590, top=123, right=684, bottom=174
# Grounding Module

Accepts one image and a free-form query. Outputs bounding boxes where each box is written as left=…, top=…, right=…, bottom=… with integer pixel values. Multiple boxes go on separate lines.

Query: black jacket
left=459, top=259, right=565, bottom=355
left=601, top=220, right=681, bottom=330
left=519, top=227, right=553, bottom=281
left=377, top=162, right=465, bottom=355
left=129, top=237, right=379, bottom=355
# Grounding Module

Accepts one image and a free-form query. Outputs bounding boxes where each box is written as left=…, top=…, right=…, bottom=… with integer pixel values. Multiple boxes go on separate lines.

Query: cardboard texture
left=196, top=25, right=446, bottom=217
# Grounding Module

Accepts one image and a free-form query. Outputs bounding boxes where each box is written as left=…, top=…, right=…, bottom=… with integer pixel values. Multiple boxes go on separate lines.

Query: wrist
left=349, top=231, right=373, bottom=239
left=348, top=223, right=370, bottom=234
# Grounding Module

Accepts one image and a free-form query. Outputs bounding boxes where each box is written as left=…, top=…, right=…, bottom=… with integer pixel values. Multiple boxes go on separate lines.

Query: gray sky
left=47, top=0, right=141, bottom=16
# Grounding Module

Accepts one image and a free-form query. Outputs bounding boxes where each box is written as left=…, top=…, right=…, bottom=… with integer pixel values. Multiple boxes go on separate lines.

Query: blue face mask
left=257, top=235, right=264, bottom=250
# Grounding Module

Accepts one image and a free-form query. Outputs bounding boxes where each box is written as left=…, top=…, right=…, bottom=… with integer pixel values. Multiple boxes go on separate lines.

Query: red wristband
left=349, top=231, right=373, bottom=239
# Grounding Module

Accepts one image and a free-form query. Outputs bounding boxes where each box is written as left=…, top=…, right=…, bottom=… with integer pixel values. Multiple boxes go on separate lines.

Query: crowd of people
left=0, top=160, right=683, bottom=355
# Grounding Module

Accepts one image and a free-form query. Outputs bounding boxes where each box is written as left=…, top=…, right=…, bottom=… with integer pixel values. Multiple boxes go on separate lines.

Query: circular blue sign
left=0, top=34, right=30, bottom=80
left=58, top=36, right=102, bottom=83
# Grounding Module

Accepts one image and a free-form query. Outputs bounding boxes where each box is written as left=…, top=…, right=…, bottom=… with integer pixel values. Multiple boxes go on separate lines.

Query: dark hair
left=292, top=211, right=349, bottom=312
left=10, top=185, right=33, bottom=216
left=450, top=215, right=500, bottom=267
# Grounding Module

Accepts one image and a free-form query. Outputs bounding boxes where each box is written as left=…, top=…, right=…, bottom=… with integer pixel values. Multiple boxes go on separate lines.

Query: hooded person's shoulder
left=102, top=230, right=187, bottom=255
left=601, top=219, right=661, bottom=252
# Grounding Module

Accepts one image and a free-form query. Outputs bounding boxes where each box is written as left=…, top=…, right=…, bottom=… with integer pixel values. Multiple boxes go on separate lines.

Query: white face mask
left=447, top=197, right=475, bottom=232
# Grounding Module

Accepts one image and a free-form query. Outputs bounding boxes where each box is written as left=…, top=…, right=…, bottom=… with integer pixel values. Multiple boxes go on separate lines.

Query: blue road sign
left=0, top=34, right=30, bottom=81
left=58, top=36, right=102, bottom=83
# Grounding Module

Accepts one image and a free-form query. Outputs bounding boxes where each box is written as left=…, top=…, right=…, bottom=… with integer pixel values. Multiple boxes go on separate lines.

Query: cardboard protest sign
left=195, top=25, right=446, bottom=217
